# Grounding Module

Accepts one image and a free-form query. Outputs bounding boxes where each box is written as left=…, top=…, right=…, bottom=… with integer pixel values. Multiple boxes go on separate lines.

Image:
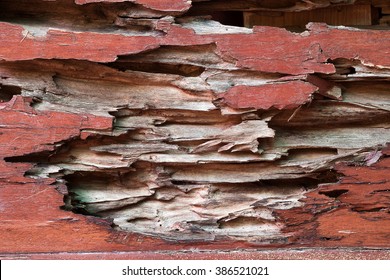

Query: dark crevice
left=106, top=44, right=221, bottom=77
left=320, top=236, right=342, bottom=241
left=107, top=61, right=205, bottom=77
left=62, top=171, right=121, bottom=215
left=319, top=189, right=349, bottom=198
left=352, top=207, right=389, bottom=213
left=259, top=171, right=341, bottom=189
left=371, top=189, right=390, bottom=194
left=0, top=85, right=21, bottom=102
left=4, top=150, right=54, bottom=164
left=209, top=11, right=244, bottom=27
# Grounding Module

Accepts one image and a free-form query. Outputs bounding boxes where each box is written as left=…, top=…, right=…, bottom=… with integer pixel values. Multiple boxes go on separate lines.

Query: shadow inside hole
left=244, top=4, right=383, bottom=32
left=0, top=85, right=21, bottom=102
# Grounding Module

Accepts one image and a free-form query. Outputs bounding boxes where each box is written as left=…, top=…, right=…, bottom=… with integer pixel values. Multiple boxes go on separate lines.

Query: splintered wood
left=0, top=0, right=389, bottom=253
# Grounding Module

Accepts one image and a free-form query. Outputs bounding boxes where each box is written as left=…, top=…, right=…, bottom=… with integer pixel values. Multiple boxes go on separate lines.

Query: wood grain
left=0, top=0, right=389, bottom=258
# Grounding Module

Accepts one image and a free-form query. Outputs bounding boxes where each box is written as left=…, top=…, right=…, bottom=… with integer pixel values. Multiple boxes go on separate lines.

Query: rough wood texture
left=0, top=0, right=389, bottom=258
left=190, top=0, right=359, bottom=13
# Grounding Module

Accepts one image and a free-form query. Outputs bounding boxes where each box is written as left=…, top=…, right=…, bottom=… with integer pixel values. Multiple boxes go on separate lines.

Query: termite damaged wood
left=0, top=0, right=389, bottom=258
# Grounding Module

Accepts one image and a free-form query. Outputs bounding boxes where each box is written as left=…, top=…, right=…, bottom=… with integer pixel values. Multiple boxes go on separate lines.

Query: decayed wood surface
left=0, top=0, right=390, bottom=258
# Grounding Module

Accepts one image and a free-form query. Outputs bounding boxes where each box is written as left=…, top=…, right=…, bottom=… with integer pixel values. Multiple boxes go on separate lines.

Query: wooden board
left=244, top=4, right=372, bottom=29
left=0, top=0, right=389, bottom=259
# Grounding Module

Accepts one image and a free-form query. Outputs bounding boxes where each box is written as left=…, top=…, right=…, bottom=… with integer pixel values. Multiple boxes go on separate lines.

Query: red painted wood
left=0, top=96, right=112, bottom=157
left=0, top=22, right=161, bottom=63
left=221, top=81, right=316, bottom=110
left=1, top=22, right=389, bottom=74
left=0, top=0, right=389, bottom=258
left=277, top=157, right=390, bottom=247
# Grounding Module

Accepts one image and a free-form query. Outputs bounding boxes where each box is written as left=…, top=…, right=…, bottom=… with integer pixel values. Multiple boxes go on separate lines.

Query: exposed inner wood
left=0, top=0, right=389, bottom=246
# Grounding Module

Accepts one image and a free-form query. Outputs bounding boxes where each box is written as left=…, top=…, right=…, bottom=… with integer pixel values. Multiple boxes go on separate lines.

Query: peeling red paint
left=277, top=156, right=390, bottom=247
left=0, top=96, right=112, bottom=156
left=2, top=21, right=389, bottom=75
left=307, top=23, right=390, bottom=68
left=221, top=81, right=316, bottom=110
left=0, top=22, right=161, bottom=62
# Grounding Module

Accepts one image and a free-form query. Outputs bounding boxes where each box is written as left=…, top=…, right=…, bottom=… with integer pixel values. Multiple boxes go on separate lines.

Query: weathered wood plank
left=0, top=0, right=389, bottom=256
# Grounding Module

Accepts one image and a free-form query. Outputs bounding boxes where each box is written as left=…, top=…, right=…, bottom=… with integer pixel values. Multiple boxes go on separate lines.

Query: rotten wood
left=0, top=0, right=389, bottom=257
